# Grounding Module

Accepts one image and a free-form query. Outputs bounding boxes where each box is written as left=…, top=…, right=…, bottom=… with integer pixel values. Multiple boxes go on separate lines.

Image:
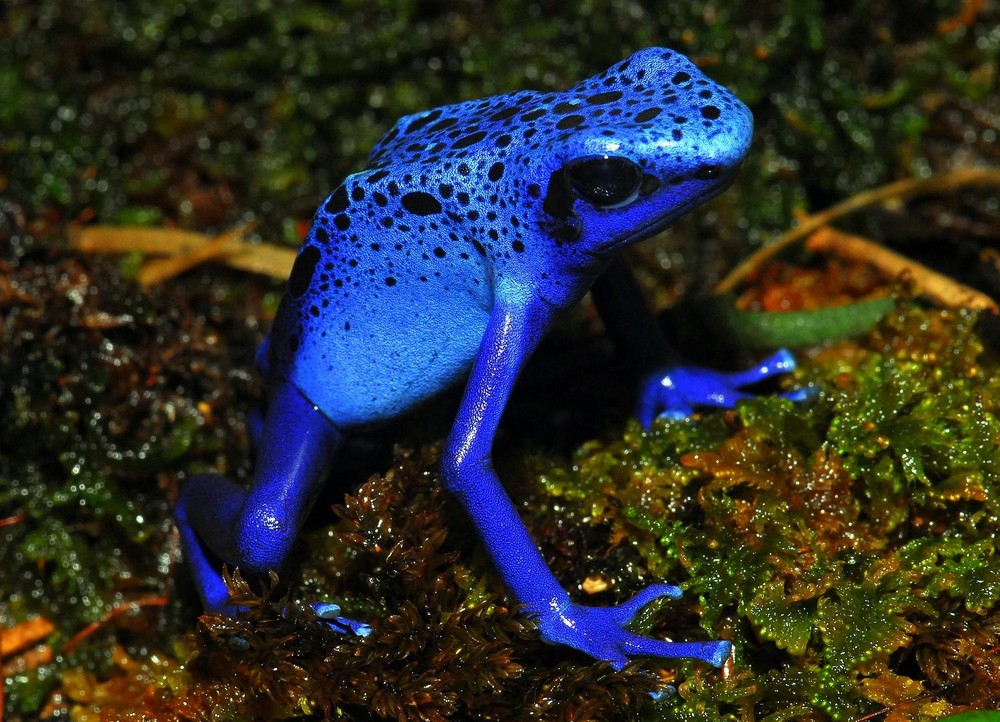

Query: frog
left=176, top=47, right=799, bottom=672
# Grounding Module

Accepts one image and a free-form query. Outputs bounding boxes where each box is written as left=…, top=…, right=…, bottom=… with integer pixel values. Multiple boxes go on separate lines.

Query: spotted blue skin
left=177, top=48, right=797, bottom=673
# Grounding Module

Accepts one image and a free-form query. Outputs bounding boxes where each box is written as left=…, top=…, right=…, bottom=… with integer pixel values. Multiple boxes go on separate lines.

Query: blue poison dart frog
left=177, top=47, right=800, bottom=671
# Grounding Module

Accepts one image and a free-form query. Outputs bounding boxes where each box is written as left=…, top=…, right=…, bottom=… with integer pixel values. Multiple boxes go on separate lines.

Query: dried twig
left=0, top=616, right=55, bottom=658
left=806, top=227, right=998, bottom=313
left=73, top=223, right=296, bottom=284
left=716, top=168, right=1000, bottom=294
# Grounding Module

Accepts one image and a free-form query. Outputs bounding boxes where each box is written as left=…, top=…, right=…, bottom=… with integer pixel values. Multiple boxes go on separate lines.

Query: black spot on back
left=634, top=108, right=662, bottom=123
left=587, top=90, right=623, bottom=104
left=401, top=191, right=442, bottom=216
left=490, top=106, right=520, bottom=121
left=289, top=245, right=321, bottom=297
left=324, top=186, right=349, bottom=214
left=556, top=114, right=586, bottom=130
left=452, top=130, right=488, bottom=149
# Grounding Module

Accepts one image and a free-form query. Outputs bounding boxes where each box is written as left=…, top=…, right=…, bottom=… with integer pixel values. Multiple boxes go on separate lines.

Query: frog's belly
left=283, top=296, right=490, bottom=429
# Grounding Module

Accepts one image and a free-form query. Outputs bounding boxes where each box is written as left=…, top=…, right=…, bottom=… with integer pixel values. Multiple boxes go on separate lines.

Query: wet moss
left=3, top=1, right=999, bottom=719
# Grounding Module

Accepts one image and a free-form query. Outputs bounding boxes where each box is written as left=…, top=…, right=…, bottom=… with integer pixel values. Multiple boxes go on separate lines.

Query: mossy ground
left=2, top=2, right=999, bottom=720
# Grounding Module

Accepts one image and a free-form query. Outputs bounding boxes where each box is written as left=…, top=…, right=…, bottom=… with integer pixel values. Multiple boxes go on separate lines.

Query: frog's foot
left=638, top=348, right=805, bottom=426
left=312, top=602, right=372, bottom=637
left=535, top=584, right=731, bottom=670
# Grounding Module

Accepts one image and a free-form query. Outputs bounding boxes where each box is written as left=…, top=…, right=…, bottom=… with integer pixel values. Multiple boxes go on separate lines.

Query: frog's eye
left=564, top=155, right=643, bottom=209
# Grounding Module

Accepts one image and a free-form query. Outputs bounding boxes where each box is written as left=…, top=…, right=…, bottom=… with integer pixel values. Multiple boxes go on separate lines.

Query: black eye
left=564, top=155, right=643, bottom=209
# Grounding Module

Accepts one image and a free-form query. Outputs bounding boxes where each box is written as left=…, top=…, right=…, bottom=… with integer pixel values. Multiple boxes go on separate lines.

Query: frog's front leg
left=592, top=258, right=801, bottom=427
left=440, top=293, right=729, bottom=669
left=176, top=380, right=364, bottom=633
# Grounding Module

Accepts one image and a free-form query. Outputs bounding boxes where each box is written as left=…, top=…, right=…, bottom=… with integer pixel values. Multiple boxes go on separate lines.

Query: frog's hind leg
left=176, top=380, right=367, bottom=635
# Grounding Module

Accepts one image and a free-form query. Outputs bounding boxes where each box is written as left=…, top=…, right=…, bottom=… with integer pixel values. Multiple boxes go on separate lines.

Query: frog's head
left=530, top=48, right=753, bottom=263
left=354, top=48, right=751, bottom=303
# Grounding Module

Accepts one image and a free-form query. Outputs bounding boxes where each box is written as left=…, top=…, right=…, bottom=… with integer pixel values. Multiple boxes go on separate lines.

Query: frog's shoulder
left=365, top=88, right=545, bottom=168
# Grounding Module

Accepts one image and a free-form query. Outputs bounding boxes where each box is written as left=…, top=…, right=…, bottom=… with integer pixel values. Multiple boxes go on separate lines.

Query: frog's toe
left=313, top=602, right=372, bottom=637
left=723, top=348, right=796, bottom=385
left=782, top=383, right=817, bottom=403
left=620, top=632, right=732, bottom=669
left=611, top=583, right=682, bottom=625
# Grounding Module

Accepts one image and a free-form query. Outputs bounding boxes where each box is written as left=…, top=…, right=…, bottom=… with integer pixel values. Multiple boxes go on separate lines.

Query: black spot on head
left=527, top=183, right=541, bottom=198
left=351, top=186, right=365, bottom=201
left=401, top=191, right=442, bottom=216
left=472, top=239, right=487, bottom=256
left=373, top=192, right=388, bottom=206
left=671, top=71, right=691, bottom=84
left=495, top=134, right=512, bottom=148
left=368, top=170, right=390, bottom=184
left=553, top=101, right=579, bottom=114
left=452, top=130, right=488, bottom=149
left=542, top=168, right=577, bottom=230
left=433, top=246, right=446, bottom=258
left=439, top=183, right=454, bottom=198
left=512, top=240, right=525, bottom=253
left=385, top=277, right=397, bottom=286
left=701, top=105, right=721, bottom=120
left=289, top=245, right=320, bottom=297
left=324, top=186, right=349, bottom=214
left=521, top=108, right=545, bottom=121
left=488, top=162, right=505, bottom=182
left=335, top=214, right=351, bottom=231
left=634, top=107, right=661, bottom=123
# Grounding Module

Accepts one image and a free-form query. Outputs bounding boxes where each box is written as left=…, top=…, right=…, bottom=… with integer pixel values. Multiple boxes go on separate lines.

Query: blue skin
left=177, top=48, right=797, bottom=671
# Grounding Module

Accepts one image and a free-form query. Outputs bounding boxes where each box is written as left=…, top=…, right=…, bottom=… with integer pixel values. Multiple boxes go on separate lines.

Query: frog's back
left=268, top=47, right=753, bottom=428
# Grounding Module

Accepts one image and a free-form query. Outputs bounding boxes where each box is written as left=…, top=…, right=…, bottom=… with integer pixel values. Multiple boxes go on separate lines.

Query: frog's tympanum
left=178, top=48, right=797, bottom=670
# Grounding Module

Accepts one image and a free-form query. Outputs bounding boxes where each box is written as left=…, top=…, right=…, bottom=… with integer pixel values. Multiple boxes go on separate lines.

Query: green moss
left=531, top=306, right=1000, bottom=718
left=3, top=2, right=998, bottom=719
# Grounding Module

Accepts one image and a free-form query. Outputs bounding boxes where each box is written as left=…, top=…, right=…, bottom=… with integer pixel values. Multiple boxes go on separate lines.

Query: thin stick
left=716, top=168, right=1000, bottom=294
left=806, top=227, right=998, bottom=312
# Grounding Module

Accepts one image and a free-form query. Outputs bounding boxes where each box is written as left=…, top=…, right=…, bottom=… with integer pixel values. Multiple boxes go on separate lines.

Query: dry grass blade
left=0, top=617, right=55, bottom=658
left=806, top=227, right=998, bottom=312
left=72, top=223, right=296, bottom=283
left=716, top=168, right=1000, bottom=294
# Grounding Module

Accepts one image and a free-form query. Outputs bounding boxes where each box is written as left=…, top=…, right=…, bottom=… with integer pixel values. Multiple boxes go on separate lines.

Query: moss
left=529, top=306, right=1000, bottom=719
left=127, top=449, right=661, bottom=721
left=3, top=1, right=999, bottom=719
